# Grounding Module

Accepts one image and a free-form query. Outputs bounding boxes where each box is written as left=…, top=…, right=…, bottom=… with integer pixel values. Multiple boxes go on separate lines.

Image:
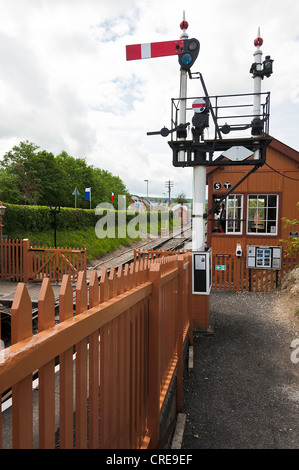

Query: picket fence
left=134, top=248, right=298, bottom=292
left=212, top=254, right=298, bottom=292
left=0, top=239, right=86, bottom=282
left=0, top=239, right=24, bottom=282
left=0, top=253, right=191, bottom=449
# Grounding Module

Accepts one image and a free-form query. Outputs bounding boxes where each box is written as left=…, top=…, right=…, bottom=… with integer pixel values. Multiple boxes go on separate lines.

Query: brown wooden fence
left=0, top=239, right=86, bottom=283
left=212, top=253, right=298, bottom=292
left=0, top=239, right=25, bottom=282
left=28, top=246, right=86, bottom=282
left=0, top=254, right=191, bottom=449
left=134, top=248, right=298, bottom=293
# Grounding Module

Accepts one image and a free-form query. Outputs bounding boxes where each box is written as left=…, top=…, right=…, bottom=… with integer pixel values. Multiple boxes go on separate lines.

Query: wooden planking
left=38, top=278, right=55, bottom=449
left=0, top=239, right=86, bottom=282
left=75, top=271, right=88, bottom=449
left=11, top=283, right=33, bottom=449
left=0, top=239, right=24, bottom=281
left=0, top=253, right=192, bottom=449
left=59, top=274, right=74, bottom=449
left=88, top=270, right=100, bottom=448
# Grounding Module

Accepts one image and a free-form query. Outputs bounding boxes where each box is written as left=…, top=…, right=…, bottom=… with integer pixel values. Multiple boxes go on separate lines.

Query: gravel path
left=182, top=290, right=299, bottom=449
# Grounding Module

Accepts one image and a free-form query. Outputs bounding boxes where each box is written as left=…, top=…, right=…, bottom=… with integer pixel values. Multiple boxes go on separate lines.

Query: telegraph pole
left=165, top=180, right=173, bottom=206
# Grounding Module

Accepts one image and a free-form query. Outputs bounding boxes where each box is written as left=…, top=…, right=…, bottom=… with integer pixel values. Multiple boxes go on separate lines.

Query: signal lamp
left=251, top=118, right=264, bottom=136
left=178, top=38, right=200, bottom=70
left=250, top=55, right=274, bottom=79
left=262, top=55, right=273, bottom=77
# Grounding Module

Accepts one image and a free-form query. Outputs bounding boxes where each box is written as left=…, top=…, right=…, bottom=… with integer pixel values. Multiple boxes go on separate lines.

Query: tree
left=0, top=168, right=23, bottom=203
left=0, top=141, right=130, bottom=208
left=280, top=202, right=299, bottom=256
left=174, top=191, right=188, bottom=205
left=1, top=141, right=41, bottom=204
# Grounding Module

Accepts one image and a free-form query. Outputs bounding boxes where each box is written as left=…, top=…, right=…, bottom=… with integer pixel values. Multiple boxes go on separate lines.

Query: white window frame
left=226, top=194, right=243, bottom=234
left=246, top=194, right=279, bottom=236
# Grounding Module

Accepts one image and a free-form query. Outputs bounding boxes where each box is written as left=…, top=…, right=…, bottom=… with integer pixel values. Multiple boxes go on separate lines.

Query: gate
left=0, top=239, right=87, bottom=283
left=28, top=246, right=87, bottom=282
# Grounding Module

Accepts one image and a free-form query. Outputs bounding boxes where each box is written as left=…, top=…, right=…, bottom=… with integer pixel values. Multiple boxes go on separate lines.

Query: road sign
left=214, top=182, right=221, bottom=190
left=72, top=187, right=80, bottom=196
left=72, top=187, right=80, bottom=209
left=215, top=265, right=226, bottom=271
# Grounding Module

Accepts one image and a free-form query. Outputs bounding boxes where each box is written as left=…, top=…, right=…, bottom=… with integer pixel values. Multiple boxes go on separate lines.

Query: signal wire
left=265, top=163, right=299, bottom=181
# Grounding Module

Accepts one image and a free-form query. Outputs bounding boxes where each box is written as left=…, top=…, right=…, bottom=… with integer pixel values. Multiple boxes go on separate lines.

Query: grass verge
left=9, top=226, right=138, bottom=261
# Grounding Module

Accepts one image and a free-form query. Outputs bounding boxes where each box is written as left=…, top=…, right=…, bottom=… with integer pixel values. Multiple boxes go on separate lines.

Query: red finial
left=254, top=27, right=263, bottom=47
left=254, top=36, right=263, bottom=47
left=180, top=20, right=188, bottom=30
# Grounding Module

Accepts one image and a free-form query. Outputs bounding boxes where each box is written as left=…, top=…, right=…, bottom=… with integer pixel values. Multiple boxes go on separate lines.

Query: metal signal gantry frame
left=126, top=13, right=274, bottom=295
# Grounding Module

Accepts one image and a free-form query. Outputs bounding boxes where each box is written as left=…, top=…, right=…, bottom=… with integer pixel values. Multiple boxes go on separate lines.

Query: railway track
left=90, top=224, right=192, bottom=276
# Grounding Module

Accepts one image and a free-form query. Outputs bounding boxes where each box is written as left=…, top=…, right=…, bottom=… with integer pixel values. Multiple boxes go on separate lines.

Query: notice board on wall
left=246, top=246, right=282, bottom=270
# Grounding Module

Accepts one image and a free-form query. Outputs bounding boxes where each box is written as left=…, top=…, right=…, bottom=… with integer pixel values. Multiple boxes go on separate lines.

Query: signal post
left=126, top=15, right=273, bottom=331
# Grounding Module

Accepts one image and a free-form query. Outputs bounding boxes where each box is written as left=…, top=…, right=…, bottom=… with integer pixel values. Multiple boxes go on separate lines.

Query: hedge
left=2, top=203, right=173, bottom=236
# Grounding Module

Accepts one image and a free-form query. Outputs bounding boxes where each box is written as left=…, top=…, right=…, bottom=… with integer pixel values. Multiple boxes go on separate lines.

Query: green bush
left=2, top=204, right=175, bottom=262
left=2, top=203, right=173, bottom=237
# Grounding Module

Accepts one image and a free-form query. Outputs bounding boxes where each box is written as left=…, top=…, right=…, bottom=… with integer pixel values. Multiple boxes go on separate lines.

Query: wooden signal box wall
left=206, top=138, right=299, bottom=256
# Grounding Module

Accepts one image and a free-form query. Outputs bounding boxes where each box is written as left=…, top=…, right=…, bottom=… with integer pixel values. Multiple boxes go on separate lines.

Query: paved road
left=182, top=290, right=299, bottom=449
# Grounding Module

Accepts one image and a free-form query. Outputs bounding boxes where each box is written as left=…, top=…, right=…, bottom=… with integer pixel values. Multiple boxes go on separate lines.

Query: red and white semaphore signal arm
left=126, top=39, right=184, bottom=61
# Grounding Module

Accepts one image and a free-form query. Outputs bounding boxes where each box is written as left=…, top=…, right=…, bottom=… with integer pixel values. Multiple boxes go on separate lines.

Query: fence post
left=11, top=283, right=33, bottom=448
left=22, top=239, right=31, bottom=282
left=59, top=274, right=74, bottom=449
left=38, top=278, right=55, bottom=449
left=75, top=271, right=88, bottom=449
left=88, top=270, right=100, bottom=449
left=148, top=262, right=161, bottom=449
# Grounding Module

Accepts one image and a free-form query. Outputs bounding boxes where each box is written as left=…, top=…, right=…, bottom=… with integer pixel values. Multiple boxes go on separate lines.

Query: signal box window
left=227, top=195, right=243, bottom=233
left=247, top=194, right=278, bottom=235
left=212, top=195, right=243, bottom=234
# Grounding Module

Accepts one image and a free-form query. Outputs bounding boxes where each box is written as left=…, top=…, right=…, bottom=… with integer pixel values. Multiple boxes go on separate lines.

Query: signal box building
left=206, top=138, right=299, bottom=257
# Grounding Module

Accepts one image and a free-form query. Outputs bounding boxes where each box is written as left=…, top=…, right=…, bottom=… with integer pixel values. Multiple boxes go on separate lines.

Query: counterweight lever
left=147, top=122, right=190, bottom=137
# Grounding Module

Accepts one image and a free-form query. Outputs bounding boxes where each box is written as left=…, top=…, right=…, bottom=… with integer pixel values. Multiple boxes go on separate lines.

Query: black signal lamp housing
left=262, top=55, right=274, bottom=77
left=250, top=55, right=274, bottom=79
left=178, top=38, right=200, bottom=70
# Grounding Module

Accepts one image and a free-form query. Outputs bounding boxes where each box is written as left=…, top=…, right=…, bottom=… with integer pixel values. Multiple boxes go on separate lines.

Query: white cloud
left=0, top=0, right=298, bottom=199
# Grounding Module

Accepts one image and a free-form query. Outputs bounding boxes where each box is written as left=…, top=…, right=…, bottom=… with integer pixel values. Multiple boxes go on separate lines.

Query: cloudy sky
left=0, top=0, right=298, bottom=199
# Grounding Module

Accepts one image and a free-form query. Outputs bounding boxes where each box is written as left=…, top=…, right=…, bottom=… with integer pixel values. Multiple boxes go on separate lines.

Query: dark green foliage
left=0, top=140, right=130, bottom=208
left=2, top=203, right=171, bottom=234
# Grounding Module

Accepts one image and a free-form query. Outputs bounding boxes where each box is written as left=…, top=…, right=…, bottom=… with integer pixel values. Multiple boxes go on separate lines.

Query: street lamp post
left=0, top=201, right=7, bottom=241
left=144, top=179, right=149, bottom=199
left=50, top=204, right=60, bottom=248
